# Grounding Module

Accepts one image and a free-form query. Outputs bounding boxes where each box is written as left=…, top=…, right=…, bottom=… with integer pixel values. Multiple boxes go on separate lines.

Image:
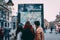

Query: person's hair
left=34, top=21, right=40, bottom=27
left=18, top=23, right=23, bottom=32
left=24, top=21, right=32, bottom=29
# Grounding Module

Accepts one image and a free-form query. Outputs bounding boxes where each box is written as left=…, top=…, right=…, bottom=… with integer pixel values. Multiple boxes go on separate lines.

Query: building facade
left=0, top=0, right=12, bottom=28
left=44, top=19, right=49, bottom=29
left=55, top=13, right=60, bottom=22
left=11, top=16, right=17, bottom=29
left=52, top=12, right=60, bottom=27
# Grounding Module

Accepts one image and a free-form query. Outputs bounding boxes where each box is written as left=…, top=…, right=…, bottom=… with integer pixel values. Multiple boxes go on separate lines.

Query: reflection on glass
left=20, top=12, right=41, bottom=25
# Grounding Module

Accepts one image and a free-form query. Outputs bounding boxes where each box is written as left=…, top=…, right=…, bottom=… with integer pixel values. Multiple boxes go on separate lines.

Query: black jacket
left=22, top=28, right=34, bottom=40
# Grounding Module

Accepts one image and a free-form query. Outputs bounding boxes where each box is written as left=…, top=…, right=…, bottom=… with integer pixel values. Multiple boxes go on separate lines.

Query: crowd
left=16, top=21, right=44, bottom=40
left=0, top=21, right=44, bottom=40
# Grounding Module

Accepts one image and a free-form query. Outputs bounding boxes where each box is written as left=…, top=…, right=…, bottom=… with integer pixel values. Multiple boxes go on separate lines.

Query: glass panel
left=18, top=4, right=43, bottom=27
left=20, top=12, right=41, bottom=25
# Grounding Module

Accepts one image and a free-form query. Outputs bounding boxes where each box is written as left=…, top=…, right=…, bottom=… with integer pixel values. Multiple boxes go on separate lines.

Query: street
left=16, top=29, right=60, bottom=40
left=44, top=29, right=60, bottom=40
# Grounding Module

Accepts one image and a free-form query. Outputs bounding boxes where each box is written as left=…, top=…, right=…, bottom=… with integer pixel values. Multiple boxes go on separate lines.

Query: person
left=44, top=27, right=46, bottom=33
left=50, top=26, right=53, bottom=33
left=15, top=23, right=24, bottom=40
left=22, top=21, right=35, bottom=40
left=55, top=24, right=58, bottom=34
left=0, top=28, right=4, bottom=40
left=34, top=21, right=44, bottom=40
left=4, top=27, right=11, bottom=40
left=17, top=23, right=23, bottom=40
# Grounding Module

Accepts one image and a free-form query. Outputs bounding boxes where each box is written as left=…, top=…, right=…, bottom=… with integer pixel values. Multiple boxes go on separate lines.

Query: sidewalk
left=44, top=29, right=60, bottom=40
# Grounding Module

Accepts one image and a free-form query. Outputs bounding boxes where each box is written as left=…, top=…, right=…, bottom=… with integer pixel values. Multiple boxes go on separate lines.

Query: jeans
left=0, top=36, right=3, bottom=40
left=4, top=35, right=10, bottom=40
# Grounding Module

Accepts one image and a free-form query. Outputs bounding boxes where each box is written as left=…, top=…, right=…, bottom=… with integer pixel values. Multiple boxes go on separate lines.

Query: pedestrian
left=0, top=28, right=4, bottom=40
left=44, top=27, right=46, bottom=33
left=22, top=21, right=35, bottom=40
left=17, top=23, right=23, bottom=40
left=50, top=26, right=53, bottom=33
left=55, top=24, right=58, bottom=34
left=4, top=27, right=11, bottom=40
left=15, top=23, right=24, bottom=40
left=34, top=21, right=44, bottom=40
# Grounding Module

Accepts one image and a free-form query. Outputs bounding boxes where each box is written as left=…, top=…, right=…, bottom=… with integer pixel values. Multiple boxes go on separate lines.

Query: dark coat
left=22, top=28, right=34, bottom=40
left=0, top=28, right=4, bottom=37
left=4, top=27, right=11, bottom=36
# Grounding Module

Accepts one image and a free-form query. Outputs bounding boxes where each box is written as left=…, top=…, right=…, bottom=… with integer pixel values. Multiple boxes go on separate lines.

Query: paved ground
left=44, top=29, right=60, bottom=40
left=10, top=29, right=60, bottom=40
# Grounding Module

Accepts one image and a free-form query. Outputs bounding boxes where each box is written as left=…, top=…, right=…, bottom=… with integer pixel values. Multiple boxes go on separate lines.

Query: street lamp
left=6, top=0, right=14, bottom=6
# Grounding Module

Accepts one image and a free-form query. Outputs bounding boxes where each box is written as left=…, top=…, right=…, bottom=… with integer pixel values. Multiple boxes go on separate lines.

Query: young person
left=34, top=21, right=44, bottom=40
left=22, top=21, right=35, bottom=40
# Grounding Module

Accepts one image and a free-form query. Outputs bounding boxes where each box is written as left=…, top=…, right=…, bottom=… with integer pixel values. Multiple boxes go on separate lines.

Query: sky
left=5, top=0, right=60, bottom=22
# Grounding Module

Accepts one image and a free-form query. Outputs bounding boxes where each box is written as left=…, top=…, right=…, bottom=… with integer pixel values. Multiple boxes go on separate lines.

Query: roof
left=0, top=4, right=10, bottom=12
